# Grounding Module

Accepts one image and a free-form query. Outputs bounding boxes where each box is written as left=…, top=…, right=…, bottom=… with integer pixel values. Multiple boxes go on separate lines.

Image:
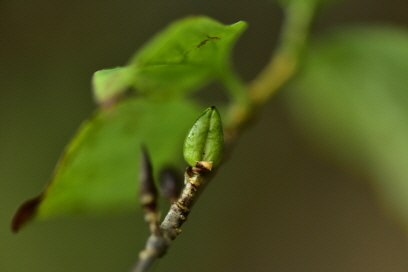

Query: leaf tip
left=11, top=195, right=42, bottom=233
left=230, top=20, right=248, bottom=32
left=92, top=66, right=135, bottom=108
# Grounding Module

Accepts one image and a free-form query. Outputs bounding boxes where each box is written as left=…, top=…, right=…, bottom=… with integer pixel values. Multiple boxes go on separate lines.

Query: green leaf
left=40, top=99, right=200, bottom=218
left=287, top=25, right=408, bottom=228
left=38, top=99, right=199, bottom=217
left=12, top=98, right=200, bottom=231
left=92, top=16, right=247, bottom=102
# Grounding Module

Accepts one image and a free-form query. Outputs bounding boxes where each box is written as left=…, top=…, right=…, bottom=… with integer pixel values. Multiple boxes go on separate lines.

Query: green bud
left=183, top=106, right=224, bottom=167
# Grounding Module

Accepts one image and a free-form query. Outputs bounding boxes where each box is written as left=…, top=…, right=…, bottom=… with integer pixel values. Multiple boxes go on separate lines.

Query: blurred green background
left=2, top=0, right=408, bottom=271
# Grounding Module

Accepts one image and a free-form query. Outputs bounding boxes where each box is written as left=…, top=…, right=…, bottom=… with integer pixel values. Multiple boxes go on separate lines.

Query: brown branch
left=131, top=162, right=212, bottom=272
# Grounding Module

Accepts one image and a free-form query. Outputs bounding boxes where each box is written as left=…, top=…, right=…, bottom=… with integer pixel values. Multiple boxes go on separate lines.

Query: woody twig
left=131, top=159, right=213, bottom=272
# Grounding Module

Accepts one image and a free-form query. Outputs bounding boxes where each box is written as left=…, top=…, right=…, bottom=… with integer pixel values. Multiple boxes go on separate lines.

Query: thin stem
left=222, top=67, right=249, bottom=109
left=225, top=0, right=317, bottom=142
left=131, top=233, right=167, bottom=272
left=221, top=68, right=252, bottom=140
left=249, top=0, right=315, bottom=104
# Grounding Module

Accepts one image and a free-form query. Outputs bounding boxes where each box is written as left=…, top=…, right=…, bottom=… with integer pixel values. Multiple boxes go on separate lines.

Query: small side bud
left=139, top=146, right=158, bottom=213
left=183, top=106, right=224, bottom=167
left=159, top=167, right=182, bottom=202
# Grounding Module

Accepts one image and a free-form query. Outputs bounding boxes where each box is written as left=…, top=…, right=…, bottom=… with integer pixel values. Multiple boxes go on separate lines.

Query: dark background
left=1, top=1, right=408, bottom=271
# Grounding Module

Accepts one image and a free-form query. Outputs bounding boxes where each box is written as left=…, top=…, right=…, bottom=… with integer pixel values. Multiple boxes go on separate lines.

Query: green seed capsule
left=183, top=106, right=224, bottom=167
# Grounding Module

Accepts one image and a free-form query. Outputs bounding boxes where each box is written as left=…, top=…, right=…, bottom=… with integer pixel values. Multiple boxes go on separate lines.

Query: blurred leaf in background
left=271, top=0, right=336, bottom=8
left=286, top=25, right=408, bottom=231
